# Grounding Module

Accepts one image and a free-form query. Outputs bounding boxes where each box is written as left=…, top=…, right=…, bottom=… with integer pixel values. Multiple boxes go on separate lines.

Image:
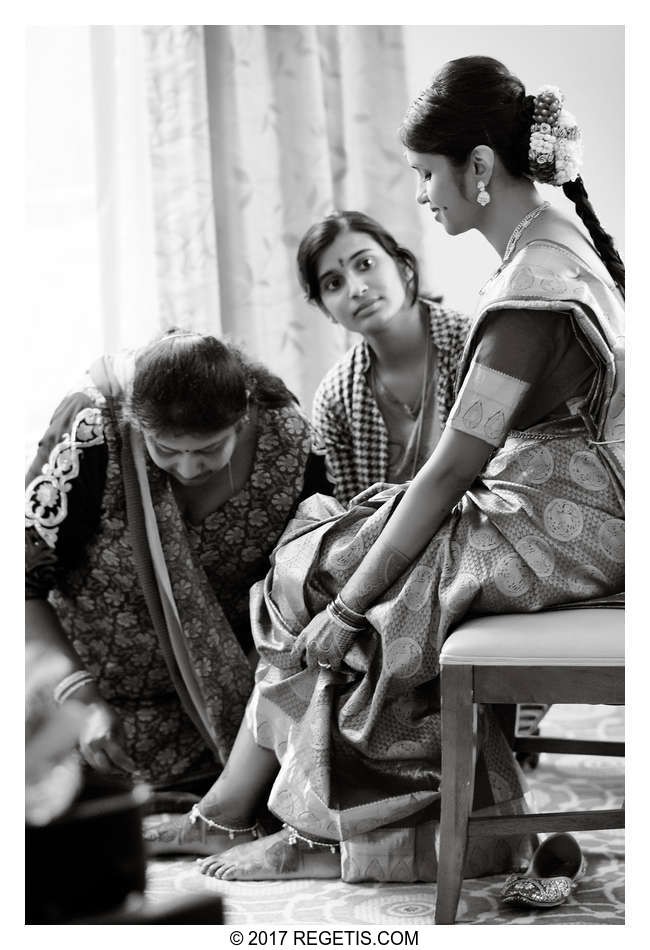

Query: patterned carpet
left=145, top=704, right=624, bottom=925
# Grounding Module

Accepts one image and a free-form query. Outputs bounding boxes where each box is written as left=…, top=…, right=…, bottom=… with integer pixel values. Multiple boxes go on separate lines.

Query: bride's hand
left=294, top=603, right=364, bottom=672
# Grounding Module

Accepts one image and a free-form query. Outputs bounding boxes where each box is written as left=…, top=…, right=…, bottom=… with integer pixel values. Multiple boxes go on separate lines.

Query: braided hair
left=562, top=178, right=625, bottom=297
left=400, top=56, right=625, bottom=297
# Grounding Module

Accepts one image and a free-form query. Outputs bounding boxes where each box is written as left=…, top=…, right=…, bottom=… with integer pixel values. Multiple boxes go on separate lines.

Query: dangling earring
left=476, top=181, right=491, bottom=207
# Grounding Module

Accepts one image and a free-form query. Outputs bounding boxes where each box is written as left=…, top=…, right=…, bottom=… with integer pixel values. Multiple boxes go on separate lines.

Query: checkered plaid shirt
left=312, top=298, right=470, bottom=504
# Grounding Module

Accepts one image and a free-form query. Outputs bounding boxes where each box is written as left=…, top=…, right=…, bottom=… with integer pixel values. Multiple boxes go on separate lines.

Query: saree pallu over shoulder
left=86, top=355, right=247, bottom=765
left=467, top=240, right=625, bottom=497
left=48, top=394, right=224, bottom=783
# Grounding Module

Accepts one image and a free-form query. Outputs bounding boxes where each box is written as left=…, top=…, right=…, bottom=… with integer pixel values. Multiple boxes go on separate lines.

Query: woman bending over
left=25, top=330, right=330, bottom=789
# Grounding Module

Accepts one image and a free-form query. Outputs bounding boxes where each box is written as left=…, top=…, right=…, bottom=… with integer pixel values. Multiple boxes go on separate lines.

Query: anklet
left=282, top=822, right=339, bottom=854
left=189, top=803, right=259, bottom=840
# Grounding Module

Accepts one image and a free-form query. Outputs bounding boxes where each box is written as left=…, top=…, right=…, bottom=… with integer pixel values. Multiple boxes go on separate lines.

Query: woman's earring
left=476, top=181, right=491, bottom=207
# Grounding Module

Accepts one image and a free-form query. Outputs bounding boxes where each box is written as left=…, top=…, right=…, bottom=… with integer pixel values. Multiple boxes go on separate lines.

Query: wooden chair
left=435, top=607, right=624, bottom=924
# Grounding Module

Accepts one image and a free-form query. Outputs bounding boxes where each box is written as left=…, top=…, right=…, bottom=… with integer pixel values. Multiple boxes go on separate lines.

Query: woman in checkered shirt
left=303, top=211, right=469, bottom=506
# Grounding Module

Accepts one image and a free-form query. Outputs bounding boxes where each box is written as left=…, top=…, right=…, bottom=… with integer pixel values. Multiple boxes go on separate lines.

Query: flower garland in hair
left=528, top=85, right=582, bottom=186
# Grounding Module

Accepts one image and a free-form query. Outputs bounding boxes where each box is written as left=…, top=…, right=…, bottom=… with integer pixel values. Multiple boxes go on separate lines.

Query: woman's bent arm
left=26, top=598, right=89, bottom=680
left=26, top=599, right=135, bottom=773
left=340, top=427, right=493, bottom=612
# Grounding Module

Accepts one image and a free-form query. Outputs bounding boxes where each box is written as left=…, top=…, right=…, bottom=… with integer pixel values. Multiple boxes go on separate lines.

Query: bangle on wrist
left=53, top=670, right=96, bottom=705
left=325, top=602, right=359, bottom=633
left=330, top=595, right=367, bottom=629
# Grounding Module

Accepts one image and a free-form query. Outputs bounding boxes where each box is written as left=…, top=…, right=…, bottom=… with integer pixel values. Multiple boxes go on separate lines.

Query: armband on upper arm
left=448, top=358, right=531, bottom=447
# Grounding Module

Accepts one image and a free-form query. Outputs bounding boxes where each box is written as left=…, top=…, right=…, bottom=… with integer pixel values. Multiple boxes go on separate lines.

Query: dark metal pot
left=26, top=774, right=150, bottom=924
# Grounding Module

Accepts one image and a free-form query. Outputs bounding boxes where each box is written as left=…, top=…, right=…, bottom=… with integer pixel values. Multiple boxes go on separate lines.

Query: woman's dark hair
left=127, top=329, right=296, bottom=434
left=297, top=211, right=420, bottom=307
left=400, top=55, right=624, bottom=296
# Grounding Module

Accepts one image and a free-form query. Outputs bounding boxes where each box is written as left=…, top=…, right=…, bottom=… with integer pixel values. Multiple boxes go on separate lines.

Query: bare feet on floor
left=143, top=808, right=261, bottom=857
left=196, top=826, right=341, bottom=880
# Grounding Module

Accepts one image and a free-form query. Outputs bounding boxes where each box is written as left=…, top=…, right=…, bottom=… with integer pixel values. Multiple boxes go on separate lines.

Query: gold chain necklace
left=502, top=201, right=550, bottom=263
left=480, top=201, right=550, bottom=296
left=371, top=327, right=432, bottom=479
left=372, top=329, right=431, bottom=421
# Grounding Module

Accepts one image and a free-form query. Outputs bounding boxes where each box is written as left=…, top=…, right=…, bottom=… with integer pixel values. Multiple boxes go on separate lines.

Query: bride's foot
left=143, top=804, right=262, bottom=857
left=196, top=825, right=341, bottom=880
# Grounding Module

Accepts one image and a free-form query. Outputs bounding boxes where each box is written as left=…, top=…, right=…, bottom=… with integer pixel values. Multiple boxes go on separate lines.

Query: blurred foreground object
left=26, top=644, right=151, bottom=922
left=26, top=644, right=86, bottom=824
left=26, top=774, right=150, bottom=923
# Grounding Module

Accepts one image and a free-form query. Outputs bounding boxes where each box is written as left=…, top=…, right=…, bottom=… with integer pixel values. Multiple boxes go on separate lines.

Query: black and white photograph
left=23, top=16, right=627, bottom=930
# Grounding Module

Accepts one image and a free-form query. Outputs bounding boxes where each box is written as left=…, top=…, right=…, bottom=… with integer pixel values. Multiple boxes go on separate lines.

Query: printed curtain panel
left=142, top=25, right=422, bottom=412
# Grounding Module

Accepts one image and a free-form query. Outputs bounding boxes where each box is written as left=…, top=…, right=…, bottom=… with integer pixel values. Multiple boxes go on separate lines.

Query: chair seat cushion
left=440, top=609, right=624, bottom=667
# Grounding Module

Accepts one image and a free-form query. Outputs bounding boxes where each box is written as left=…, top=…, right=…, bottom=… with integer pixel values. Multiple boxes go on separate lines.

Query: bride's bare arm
left=339, top=427, right=493, bottom=613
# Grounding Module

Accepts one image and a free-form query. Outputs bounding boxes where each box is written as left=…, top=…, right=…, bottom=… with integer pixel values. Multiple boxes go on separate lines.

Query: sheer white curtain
left=200, top=24, right=422, bottom=408
left=26, top=25, right=422, bottom=451
left=26, top=26, right=160, bottom=453
left=141, top=27, right=221, bottom=331
left=26, top=27, right=104, bottom=452
left=26, top=25, right=624, bottom=455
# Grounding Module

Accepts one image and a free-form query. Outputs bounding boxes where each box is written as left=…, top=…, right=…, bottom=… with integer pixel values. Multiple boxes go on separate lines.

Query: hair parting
left=126, top=328, right=297, bottom=435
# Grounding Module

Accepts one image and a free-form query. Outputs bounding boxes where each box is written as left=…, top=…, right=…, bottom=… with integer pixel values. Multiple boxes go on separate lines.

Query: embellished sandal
left=500, top=833, right=586, bottom=909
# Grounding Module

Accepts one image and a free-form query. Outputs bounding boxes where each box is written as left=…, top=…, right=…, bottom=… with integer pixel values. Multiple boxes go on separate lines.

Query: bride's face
left=405, top=149, right=478, bottom=236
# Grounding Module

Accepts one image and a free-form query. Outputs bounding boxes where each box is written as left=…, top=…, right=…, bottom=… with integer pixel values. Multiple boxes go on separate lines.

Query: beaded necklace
left=372, top=331, right=431, bottom=421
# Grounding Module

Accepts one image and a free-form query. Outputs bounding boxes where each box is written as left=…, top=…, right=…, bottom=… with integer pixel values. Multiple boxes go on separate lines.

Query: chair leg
left=435, top=665, right=476, bottom=925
